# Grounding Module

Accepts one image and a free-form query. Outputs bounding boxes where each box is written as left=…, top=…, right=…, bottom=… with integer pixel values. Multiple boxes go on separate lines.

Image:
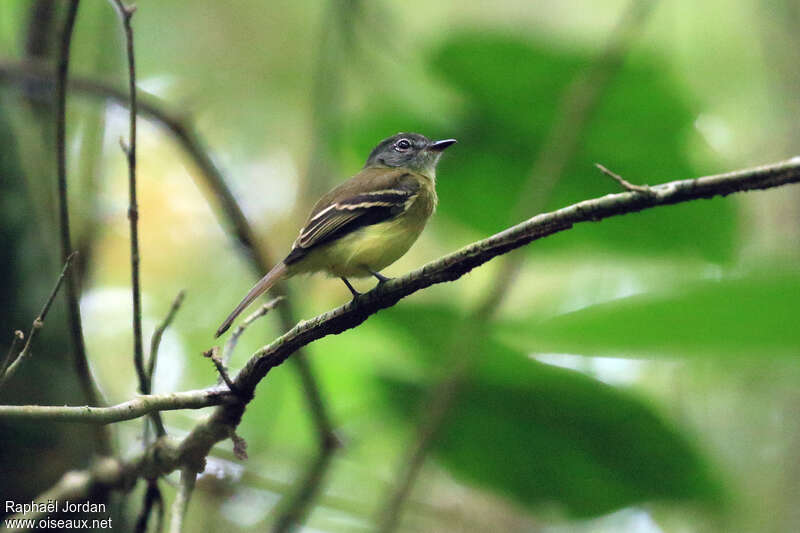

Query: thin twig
left=169, top=468, right=196, bottom=533
left=595, top=162, right=655, bottom=195
left=223, top=296, right=284, bottom=366
left=148, top=290, right=186, bottom=384
left=4, top=156, right=800, bottom=527
left=1, top=331, right=24, bottom=379
left=226, top=155, right=800, bottom=395
left=143, top=290, right=186, bottom=439
left=108, top=0, right=147, bottom=409
left=204, top=347, right=238, bottom=395
left=55, top=0, right=112, bottom=455
left=0, top=252, right=78, bottom=388
left=0, top=387, right=236, bottom=423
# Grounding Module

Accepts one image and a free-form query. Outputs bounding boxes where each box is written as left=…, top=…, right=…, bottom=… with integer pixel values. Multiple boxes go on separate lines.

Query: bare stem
left=0, top=252, right=78, bottom=388
left=223, top=296, right=284, bottom=366
left=204, top=347, right=239, bottom=395
left=595, top=162, right=655, bottom=194
left=0, top=387, right=236, bottom=423
left=108, top=0, right=147, bottom=407
left=1, top=331, right=24, bottom=380
left=148, top=290, right=186, bottom=384
left=143, top=290, right=185, bottom=438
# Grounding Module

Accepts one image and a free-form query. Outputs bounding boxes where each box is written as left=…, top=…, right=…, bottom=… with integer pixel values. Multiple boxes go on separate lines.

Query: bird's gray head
left=365, top=133, right=457, bottom=178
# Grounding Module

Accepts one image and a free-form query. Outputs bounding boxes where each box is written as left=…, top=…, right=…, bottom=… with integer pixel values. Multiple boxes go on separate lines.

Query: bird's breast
left=297, top=185, right=436, bottom=278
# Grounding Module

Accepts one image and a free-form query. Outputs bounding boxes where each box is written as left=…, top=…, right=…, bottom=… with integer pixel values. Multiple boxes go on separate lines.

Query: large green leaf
left=375, top=305, right=722, bottom=517
left=497, top=270, right=800, bottom=358
left=350, top=33, right=735, bottom=262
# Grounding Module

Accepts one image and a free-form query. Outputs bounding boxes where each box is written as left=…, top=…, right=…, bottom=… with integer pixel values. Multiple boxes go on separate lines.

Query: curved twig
left=54, top=0, right=112, bottom=455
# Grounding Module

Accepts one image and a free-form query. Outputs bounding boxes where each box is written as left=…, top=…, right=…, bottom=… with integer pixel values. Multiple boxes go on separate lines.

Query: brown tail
left=215, top=261, right=288, bottom=337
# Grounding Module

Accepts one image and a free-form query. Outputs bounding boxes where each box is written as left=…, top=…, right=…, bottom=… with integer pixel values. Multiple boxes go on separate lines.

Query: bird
left=215, top=132, right=456, bottom=337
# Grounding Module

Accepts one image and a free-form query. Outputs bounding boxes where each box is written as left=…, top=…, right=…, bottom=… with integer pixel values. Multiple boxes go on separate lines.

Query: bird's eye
left=395, top=139, right=411, bottom=151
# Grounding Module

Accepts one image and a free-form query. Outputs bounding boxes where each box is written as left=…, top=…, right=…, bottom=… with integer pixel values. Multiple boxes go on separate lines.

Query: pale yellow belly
left=290, top=214, right=425, bottom=278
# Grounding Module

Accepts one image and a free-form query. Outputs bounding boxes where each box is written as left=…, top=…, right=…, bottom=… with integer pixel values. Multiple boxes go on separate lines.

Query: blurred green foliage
left=2, top=1, right=799, bottom=532
left=376, top=304, right=722, bottom=517
left=498, top=270, right=800, bottom=358
left=350, top=33, right=736, bottom=261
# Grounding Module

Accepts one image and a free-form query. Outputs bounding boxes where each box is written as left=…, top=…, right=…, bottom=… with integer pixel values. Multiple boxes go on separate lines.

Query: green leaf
left=350, top=32, right=735, bottom=262
left=498, top=270, right=800, bottom=358
left=375, top=305, right=722, bottom=517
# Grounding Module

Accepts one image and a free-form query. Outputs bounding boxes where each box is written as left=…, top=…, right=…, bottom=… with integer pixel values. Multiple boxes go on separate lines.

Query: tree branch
left=0, top=387, right=236, bottom=423
left=222, top=296, right=283, bottom=366
left=54, top=0, right=112, bottom=455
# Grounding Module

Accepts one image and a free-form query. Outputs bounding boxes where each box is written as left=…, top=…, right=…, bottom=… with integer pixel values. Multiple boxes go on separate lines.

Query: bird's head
left=364, top=132, right=457, bottom=178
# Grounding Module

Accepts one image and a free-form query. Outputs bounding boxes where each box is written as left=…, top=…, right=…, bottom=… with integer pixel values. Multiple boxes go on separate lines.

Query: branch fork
left=595, top=162, right=655, bottom=195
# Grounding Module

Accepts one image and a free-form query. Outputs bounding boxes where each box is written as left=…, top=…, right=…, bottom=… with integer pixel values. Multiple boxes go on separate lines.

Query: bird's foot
left=340, top=277, right=361, bottom=299
left=369, top=270, right=392, bottom=285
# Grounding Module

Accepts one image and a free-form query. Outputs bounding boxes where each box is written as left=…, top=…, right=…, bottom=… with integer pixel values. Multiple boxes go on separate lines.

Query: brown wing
left=284, top=168, right=421, bottom=265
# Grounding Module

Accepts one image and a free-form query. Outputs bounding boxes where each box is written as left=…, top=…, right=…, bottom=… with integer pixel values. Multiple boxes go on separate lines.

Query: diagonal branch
left=223, top=296, right=284, bottom=366
left=0, top=252, right=78, bottom=388
left=143, top=290, right=186, bottom=442
left=148, top=290, right=186, bottom=384
left=232, top=156, right=800, bottom=396
left=595, top=162, right=655, bottom=194
left=4, top=156, right=800, bottom=526
left=1, top=331, right=25, bottom=379
left=2, top=157, right=799, bottom=426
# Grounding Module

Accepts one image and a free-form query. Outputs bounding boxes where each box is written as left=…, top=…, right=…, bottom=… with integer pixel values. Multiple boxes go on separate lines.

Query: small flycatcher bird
left=215, top=132, right=456, bottom=337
